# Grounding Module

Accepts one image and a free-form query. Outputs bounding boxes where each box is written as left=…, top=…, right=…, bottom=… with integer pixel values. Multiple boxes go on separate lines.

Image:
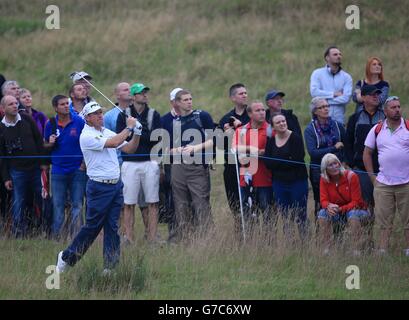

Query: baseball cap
left=361, top=84, right=382, bottom=96
left=170, top=88, right=183, bottom=101
left=82, top=101, right=102, bottom=116
left=130, top=83, right=150, bottom=95
left=265, top=90, right=285, bottom=101
left=70, top=71, right=92, bottom=83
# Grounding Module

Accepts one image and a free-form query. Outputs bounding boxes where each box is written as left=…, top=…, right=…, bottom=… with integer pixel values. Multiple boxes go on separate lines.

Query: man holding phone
left=218, top=83, right=250, bottom=233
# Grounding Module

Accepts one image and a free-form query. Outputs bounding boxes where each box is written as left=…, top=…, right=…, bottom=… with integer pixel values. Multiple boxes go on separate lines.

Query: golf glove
left=133, top=120, right=143, bottom=136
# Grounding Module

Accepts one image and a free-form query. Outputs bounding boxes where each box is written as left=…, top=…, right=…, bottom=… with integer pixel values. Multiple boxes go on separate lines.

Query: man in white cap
left=70, top=71, right=94, bottom=104
left=56, top=101, right=142, bottom=273
left=160, top=87, right=183, bottom=241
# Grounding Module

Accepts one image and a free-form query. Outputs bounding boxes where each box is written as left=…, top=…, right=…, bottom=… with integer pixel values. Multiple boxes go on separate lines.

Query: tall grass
left=1, top=187, right=408, bottom=299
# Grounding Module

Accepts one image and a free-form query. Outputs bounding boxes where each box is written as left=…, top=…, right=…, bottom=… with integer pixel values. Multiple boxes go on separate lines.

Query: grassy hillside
left=1, top=0, right=408, bottom=123
left=1, top=0, right=409, bottom=300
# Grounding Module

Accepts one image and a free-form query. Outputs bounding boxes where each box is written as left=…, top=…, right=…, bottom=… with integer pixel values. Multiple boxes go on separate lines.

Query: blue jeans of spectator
left=317, top=208, right=369, bottom=222
left=51, top=169, right=87, bottom=238
left=273, top=179, right=309, bottom=239
left=62, top=179, right=123, bottom=269
left=9, top=168, right=42, bottom=237
left=329, top=105, right=345, bottom=125
left=240, top=186, right=272, bottom=224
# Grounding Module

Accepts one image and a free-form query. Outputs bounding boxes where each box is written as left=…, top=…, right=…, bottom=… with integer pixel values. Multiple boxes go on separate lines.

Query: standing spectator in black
left=0, top=74, right=6, bottom=101
left=346, top=85, right=385, bottom=210
left=264, top=114, right=309, bottom=240
left=352, top=57, right=389, bottom=113
left=218, top=83, right=250, bottom=232
left=304, top=97, right=346, bottom=217
left=265, top=89, right=302, bottom=136
left=0, top=75, right=10, bottom=232
left=0, top=95, right=44, bottom=237
left=160, top=87, right=183, bottom=241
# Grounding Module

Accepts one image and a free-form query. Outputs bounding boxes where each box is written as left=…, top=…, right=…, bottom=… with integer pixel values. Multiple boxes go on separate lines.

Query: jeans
left=273, top=179, right=309, bottom=238
left=318, top=208, right=369, bottom=221
left=62, top=179, right=123, bottom=269
left=224, top=164, right=241, bottom=215
left=9, top=168, right=42, bottom=237
left=51, top=169, right=87, bottom=238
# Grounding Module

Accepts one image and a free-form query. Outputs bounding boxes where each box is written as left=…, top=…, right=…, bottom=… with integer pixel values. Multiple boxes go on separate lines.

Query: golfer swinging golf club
left=56, top=101, right=142, bottom=273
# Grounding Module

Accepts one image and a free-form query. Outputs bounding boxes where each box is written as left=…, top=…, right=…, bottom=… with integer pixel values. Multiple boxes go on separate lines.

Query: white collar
left=1, top=113, right=21, bottom=127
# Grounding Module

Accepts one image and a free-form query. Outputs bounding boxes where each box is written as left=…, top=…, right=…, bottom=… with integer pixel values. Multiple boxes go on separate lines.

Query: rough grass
left=1, top=0, right=409, bottom=300
left=1, top=168, right=409, bottom=300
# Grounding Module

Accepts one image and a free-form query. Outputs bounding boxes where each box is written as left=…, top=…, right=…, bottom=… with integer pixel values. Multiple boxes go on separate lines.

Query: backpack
left=374, top=119, right=409, bottom=138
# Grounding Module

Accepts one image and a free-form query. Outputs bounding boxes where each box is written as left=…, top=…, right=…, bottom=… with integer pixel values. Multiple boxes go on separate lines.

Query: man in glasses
left=364, top=96, right=409, bottom=257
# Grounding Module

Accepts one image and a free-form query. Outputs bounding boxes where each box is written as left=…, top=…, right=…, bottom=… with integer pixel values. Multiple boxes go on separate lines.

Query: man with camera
left=0, top=95, right=45, bottom=237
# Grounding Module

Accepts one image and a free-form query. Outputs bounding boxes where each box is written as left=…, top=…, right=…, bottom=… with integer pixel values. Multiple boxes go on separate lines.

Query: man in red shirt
left=232, top=101, right=273, bottom=230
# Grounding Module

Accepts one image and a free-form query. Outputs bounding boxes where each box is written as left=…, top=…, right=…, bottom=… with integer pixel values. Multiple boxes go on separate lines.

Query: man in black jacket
left=345, top=84, right=385, bottom=251
left=265, top=89, right=302, bottom=136
left=345, top=84, right=385, bottom=208
left=218, top=83, right=250, bottom=231
left=0, top=95, right=44, bottom=237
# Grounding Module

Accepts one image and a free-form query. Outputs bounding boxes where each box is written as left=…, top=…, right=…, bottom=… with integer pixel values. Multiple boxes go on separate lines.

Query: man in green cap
left=116, top=83, right=162, bottom=244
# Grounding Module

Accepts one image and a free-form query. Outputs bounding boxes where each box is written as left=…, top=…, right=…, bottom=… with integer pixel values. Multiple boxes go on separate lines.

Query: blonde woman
left=318, top=153, right=369, bottom=255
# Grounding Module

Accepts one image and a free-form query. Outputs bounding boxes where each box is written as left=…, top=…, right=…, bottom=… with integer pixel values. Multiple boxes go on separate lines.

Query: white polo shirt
left=80, top=124, right=126, bottom=180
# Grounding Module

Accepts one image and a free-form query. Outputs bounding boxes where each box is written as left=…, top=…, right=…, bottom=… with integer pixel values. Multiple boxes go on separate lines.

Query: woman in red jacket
left=318, top=153, right=369, bottom=255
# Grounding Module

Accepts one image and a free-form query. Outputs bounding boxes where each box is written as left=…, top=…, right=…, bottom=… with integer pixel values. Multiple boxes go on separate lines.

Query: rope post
left=232, top=149, right=246, bottom=243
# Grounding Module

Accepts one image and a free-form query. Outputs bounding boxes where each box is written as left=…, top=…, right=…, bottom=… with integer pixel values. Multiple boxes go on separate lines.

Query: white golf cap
left=169, top=87, right=183, bottom=101
left=70, top=71, right=92, bottom=83
left=82, top=101, right=101, bottom=116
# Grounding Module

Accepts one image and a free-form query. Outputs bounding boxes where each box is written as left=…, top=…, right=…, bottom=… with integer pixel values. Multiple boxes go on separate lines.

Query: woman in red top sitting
left=318, top=153, right=369, bottom=255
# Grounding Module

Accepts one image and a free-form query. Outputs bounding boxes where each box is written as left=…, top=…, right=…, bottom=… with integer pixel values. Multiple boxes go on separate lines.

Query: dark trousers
left=163, top=164, right=177, bottom=239
left=63, top=179, right=123, bottom=269
left=9, top=168, right=42, bottom=238
left=273, top=179, right=309, bottom=239
left=223, top=164, right=241, bottom=215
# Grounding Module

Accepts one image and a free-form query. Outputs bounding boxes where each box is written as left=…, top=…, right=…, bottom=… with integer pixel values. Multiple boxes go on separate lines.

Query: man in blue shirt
left=44, top=95, right=86, bottom=239
left=310, top=46, right=353, bottom=124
